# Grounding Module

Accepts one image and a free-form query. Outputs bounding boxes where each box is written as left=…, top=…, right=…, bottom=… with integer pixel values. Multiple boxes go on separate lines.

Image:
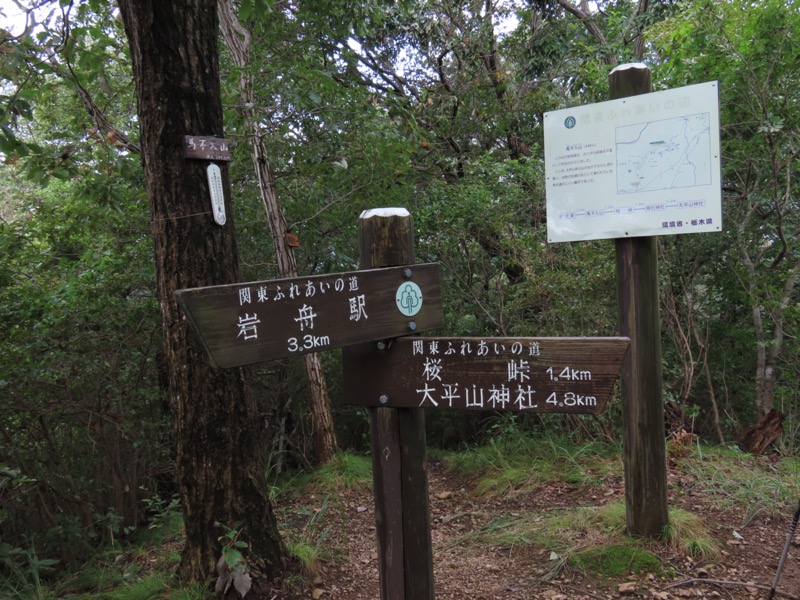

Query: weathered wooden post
left=358, top=208, right=435, bottom=600
left=610, top=64, right=669, bottom=537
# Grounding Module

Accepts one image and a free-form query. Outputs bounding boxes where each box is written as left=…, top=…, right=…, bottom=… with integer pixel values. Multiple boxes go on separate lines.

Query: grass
left=272, top=450, right=372, bottom=573
left=447, top=500, right=717, bottom=580
left=672, top=444, right=800, bottom=525
left=443, top=431, right=622, bottom=496
left=282, top=497, right=338, bottom=574
left=663, top=508, right=719, bottom=559
left=46, top=562, right=201, bottom=600
left=572, top=545, right=661, bottom=577
left=439, top=432, right=733, bottom=581
left=277, top=450, right=372, bottom=498
left=8, top=499, right=197, bottom=600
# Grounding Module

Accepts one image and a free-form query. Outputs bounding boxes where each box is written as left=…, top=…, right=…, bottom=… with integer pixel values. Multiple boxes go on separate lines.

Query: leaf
left=233, top=568, right=252, bottom=597
left=222, top=546, right=244, bottom=569
left=757, top=122, right=782, bottom=133
left=214, top=573, right=232, bottom=595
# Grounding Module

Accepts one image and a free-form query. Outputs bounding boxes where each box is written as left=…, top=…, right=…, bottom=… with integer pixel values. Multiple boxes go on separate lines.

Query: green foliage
left=54, top=572, right=203, bottom=600
left=0, top=543, right=59, bottom=600
left=648, top=0, right=800, bottom=420
left=214, top=524, right=251, bottom=598
left=0, top=6, right=161, bottom=566
left=141, top=496, right=182, bottom=533
left=2, top=498, right=190, bottom=600
left=0, top=158, right=164, bottom=563
left=90, top=575, right=176, bottom=600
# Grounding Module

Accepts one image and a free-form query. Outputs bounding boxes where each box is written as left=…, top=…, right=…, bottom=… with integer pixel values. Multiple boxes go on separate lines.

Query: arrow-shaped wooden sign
left=175, top=263, right=443, bottom=368
left=342, top=336, right=629, bottom=414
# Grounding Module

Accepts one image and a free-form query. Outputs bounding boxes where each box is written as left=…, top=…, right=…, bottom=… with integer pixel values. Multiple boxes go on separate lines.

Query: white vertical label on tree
left=206, top=163, right=226, bottom=225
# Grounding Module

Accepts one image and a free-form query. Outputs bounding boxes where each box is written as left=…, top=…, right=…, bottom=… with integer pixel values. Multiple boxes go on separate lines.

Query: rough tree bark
left=217, top=0, right=338, bottom=465
left=117, top=0, right=285, bottom=588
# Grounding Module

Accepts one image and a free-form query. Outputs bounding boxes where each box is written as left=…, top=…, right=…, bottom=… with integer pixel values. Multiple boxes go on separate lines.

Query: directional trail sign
left=342, top=336, right=629, bottom=414
left=175, top=263, right=442, bottom=368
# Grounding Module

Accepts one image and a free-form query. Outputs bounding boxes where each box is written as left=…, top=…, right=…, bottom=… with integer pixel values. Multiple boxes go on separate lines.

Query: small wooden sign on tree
left=183, top=135, right=233, bottom=161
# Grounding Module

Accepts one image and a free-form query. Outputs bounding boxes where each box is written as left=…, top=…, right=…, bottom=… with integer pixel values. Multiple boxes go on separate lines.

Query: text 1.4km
left=546, top=366, right=592, bottom=381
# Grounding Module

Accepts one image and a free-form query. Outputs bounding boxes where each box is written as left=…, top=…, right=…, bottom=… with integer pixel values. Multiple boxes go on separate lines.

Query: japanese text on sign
left=410, top=339, right=593, bottom=411
left=174, top=263, right=443, bottom=368
left=233, top=274, right=365, bottom=354
left=341, top=336, right=629, bottom=414
left=544, top=80, right=721, bottom=242
left=184, top=135, right=233, bottom=161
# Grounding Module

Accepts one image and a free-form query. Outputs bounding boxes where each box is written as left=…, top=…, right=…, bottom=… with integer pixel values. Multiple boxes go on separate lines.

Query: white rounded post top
left=610, top=62, right=649, bottom=74
left=359, top=207, right=410, bottom=219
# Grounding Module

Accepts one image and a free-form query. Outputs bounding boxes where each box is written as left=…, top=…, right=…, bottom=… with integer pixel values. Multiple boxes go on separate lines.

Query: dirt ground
left=275, top=456, right=800, bottom=600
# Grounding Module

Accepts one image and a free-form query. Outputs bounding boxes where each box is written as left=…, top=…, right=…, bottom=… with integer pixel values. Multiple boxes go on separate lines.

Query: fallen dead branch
left=664, top=577, right=799, bottom=600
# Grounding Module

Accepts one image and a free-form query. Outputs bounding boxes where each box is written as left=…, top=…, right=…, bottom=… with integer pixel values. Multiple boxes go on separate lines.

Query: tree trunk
left=738, top=409, right=784, bottom=454
left=117, top=0, right=285, bottom=587
left=218, top=0, right=338, bottom=464
left=737, top=195, right=800, bottom=417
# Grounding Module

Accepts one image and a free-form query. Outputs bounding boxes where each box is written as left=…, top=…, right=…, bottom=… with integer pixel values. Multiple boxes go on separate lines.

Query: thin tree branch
left=664, top=577, right=799, bottom=600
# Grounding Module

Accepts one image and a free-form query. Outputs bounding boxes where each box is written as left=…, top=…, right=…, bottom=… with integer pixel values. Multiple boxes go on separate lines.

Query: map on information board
left=544, top=80, right=721, bottom=243
left=616, top=113, right=712, bottom=194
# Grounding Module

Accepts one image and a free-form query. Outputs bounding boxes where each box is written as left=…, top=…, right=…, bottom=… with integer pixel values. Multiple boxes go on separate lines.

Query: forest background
left=0, top=0, right=798, bottom=591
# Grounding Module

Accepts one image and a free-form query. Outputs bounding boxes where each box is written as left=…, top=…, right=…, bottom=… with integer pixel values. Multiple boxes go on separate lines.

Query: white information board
left=544, top=80, right=721, bottom=243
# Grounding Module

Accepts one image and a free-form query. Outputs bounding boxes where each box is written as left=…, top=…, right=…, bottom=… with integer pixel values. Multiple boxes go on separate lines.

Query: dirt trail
left=277, top=458, right=800, bottom=599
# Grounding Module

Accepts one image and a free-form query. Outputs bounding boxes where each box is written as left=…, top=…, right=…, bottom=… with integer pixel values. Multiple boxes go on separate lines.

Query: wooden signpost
left=175, top=263, right=443, bottom=368
left=610, top=65, right=669, bottom=538
left=343, top=336, right=628, bottom=413
left=542, top=64, right=697, bottom=538
left=176, top=208, right=630, bottom=600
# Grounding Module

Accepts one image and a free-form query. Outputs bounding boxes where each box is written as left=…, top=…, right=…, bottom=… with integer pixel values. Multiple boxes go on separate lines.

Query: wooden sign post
left=354, top=208, right=435, bottom=600
left=344, top=210, right=629, bottom=600
left=610, top=64, right=669, bottom=538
